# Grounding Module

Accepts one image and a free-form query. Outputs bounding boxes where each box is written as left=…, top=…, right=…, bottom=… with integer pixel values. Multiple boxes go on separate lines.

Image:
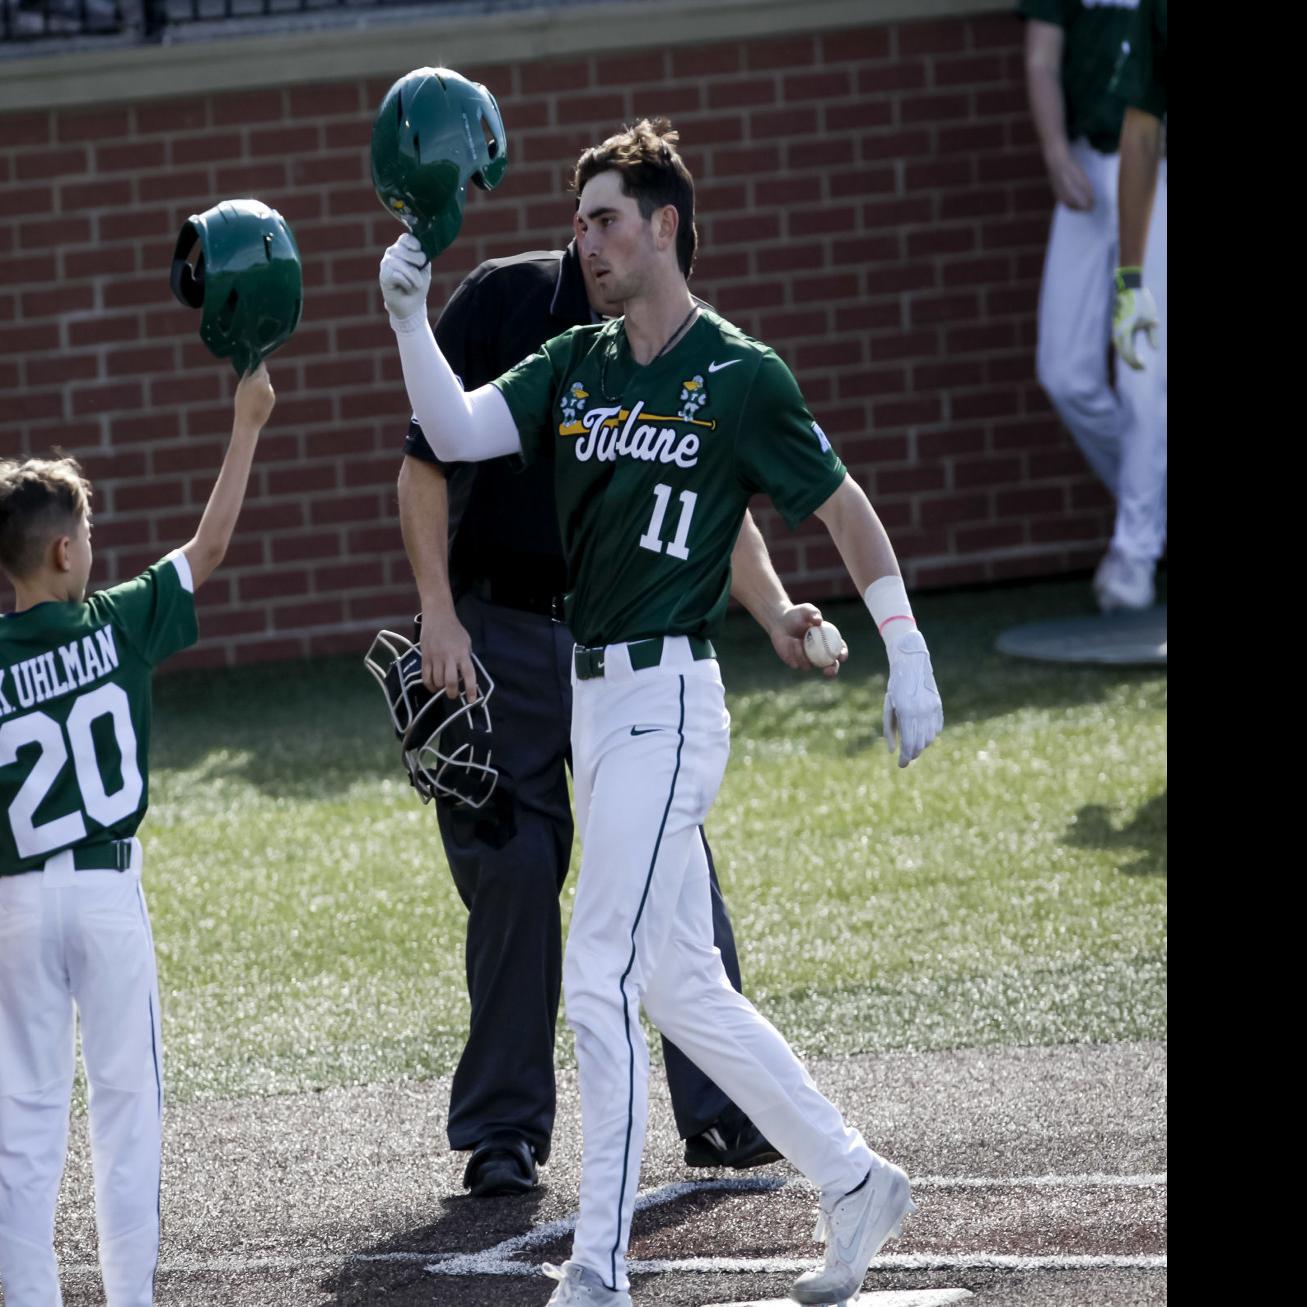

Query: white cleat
left=1093, top=549, right=1156, bottom=612
left=543, top=1260, right=633, bottom=1306
left=789, top=1159, right=916, bottom=1305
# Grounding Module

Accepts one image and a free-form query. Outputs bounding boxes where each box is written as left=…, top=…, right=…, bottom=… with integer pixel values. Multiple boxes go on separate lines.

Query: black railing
left=1, top=0, right=445, bottom=42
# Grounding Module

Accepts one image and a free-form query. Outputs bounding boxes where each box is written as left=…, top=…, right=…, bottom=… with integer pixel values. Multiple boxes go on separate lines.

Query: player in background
left=1111, top=0, right=1167, bottom=374
left=378, top=120, right=941, bottom=1307
left=0, top=365, right=276, bottom=1307
left=399, top=235, right=846, bottom=1196
left=1021, top=0, right=1167, bottom=611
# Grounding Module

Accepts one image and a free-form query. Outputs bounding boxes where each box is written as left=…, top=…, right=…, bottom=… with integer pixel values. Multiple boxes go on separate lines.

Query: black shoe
left=684, top=1111, right=782, bottom=1170
left=462, top=1137, right=538, bottom=1196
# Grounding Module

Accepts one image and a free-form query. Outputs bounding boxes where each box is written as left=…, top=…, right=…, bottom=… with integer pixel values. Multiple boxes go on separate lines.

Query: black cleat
left=462, top=1137, right=539, bottom=1196
left=684, top=1109, right=782, bottom=1170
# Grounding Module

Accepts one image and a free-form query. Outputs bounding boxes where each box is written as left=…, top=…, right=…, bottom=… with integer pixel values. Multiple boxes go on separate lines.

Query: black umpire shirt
left=404, top=242, right=595, bottom=612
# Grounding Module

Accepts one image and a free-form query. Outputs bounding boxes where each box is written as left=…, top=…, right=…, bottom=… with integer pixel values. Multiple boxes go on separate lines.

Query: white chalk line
left=56, top=1173, right=1166, bottom=1279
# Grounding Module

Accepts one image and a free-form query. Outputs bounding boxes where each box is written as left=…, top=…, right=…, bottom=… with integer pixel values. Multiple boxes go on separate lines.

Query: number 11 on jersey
left=639, top=483, right=698, bottom=561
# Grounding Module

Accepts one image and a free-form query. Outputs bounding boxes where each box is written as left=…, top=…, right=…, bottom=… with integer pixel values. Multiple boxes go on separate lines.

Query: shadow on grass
left=1062, top=790, right=1167, bottom=876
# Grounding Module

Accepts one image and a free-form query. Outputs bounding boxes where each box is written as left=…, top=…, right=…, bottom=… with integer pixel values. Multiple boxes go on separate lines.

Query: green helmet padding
left=170, top=198, right=303, bottom=376
left=371, top=66, right=508, bottom=261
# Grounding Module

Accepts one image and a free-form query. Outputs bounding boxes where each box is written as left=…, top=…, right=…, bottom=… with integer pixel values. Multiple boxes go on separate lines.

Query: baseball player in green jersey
left=1021, top=0, right=1167, bottom=612
left=378, top=120, right=943, bottom=1307
left=0, top=365, right=276, bottom=1307
left=1111, top=0, right=1167, bottom=370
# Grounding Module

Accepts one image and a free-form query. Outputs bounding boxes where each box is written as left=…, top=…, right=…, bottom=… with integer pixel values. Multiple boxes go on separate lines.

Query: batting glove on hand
left=883, top=628, right=943, bottom=768
left=379, top=232, right=431, bottom=325
left=1112, top=269, right=1160, bottom=371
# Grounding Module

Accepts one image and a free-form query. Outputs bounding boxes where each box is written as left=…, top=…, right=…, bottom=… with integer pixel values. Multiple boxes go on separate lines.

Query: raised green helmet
left=371, top=66, right=508, bottom=261
left=170, top=199, right=303, bottom=376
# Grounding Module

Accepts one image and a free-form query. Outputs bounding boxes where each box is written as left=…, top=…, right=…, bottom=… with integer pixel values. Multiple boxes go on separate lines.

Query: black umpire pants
left=436, top=592, right=748, bottom=1163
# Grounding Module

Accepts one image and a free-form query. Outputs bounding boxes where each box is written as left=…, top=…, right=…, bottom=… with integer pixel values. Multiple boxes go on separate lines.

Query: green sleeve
left=87, top=551, right=199, bottom=667
left=735, top=352, right=847, bottom=530
left=1113, top=0, right=1167, bottom=119
left=1016, top=0, right=1069, bottom=26
left=490, top=336, right=566, bottom=468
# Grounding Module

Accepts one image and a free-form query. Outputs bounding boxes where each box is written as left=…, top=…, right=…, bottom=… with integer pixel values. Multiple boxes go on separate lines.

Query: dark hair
left=572, top=117, right=698, bottom=278
left=0, top=456, right=91, bottom=580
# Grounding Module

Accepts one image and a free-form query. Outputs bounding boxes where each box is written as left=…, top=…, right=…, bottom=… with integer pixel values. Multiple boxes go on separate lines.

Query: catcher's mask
left=364, top=629, right=499, bottom=810
left=170, top=198, right=303, bottom=376
left=370, top=66, right=508, bottom=261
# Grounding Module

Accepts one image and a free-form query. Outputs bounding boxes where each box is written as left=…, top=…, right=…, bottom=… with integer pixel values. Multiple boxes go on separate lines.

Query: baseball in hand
left=803, top=622, right=844, bottom=669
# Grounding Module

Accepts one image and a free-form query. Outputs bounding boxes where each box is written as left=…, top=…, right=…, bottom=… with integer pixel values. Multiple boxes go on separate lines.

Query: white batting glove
left=379, top=232, right=431, bottom=326
left=1112, top=268, right=1160, bottom=371
left=883, top=628, right=943, bottom=768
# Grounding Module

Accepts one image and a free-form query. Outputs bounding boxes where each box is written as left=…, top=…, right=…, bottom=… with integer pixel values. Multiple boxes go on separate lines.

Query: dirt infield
left=40, top=1041, right=1165, bottom=1307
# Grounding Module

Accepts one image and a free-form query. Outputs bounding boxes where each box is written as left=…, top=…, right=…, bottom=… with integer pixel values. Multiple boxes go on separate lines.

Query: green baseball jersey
left=493, top=307, right=846, bottom=648
left=1018, top=0, right=1137, bottom=152
left=0, top=552, right=198, bottom=875
left=1112, top=0, right=1167, bottom=121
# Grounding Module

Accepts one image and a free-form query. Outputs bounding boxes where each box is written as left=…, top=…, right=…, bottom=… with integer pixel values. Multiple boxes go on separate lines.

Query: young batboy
left=0, top=364, right=275, bottom=1307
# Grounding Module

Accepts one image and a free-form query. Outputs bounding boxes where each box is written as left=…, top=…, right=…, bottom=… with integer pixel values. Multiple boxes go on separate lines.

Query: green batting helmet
left=371, top=66, right=508, bottom=261
left=170, top=199, right=303, bottom=376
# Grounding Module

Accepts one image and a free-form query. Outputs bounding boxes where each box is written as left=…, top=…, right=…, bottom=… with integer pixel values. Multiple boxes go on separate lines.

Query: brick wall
left=0, top=10, right=1113, bottom=667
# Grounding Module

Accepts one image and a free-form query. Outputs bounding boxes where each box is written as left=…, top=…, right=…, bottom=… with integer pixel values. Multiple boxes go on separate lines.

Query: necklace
left=597, top=303, right=698, bottom=401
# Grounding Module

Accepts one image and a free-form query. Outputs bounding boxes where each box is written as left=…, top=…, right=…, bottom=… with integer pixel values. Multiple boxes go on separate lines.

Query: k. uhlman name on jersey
left=571, top=401, right=703, bottom=468
left=0, top=626, right=120, bottom=717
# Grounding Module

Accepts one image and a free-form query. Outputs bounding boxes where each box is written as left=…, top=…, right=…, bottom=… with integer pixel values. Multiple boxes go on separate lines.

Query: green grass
left=141, top=575, right=1166, bottom=1102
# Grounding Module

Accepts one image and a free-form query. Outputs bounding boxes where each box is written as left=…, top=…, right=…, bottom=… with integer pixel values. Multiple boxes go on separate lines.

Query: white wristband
left=863, top=575, right=917, bottom=650
left=389, top=309, right=428, bottom=336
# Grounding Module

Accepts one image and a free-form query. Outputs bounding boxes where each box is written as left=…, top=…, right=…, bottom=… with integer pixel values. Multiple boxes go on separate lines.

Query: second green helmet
left=371, top=66, right=508, bottom=262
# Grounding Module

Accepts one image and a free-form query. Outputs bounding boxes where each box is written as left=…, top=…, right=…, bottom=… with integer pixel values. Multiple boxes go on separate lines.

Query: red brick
left=276, top=533, right=347, bottom=564
left=901, top=92, right=971, bottom=126
left=15, top=146, right=90, bottom=181
left=59, top=178, right=133, bottom=211
left=836, top=366, right=908, bottom=399
left=240, top=569, right=310, bottom=602
left=149, top=440, right=227, bottom=475
left=287, top=83, right=362, bottom=118
left=96, top=209, right=168, bottom=243
left=7, top=390, right=63, bottom=421
left=327, top=187, right=378, bottom=218
left=315, top=560, right=387, bottom=592
left=272, top=599, right=347, bottom=631
left=706, top=79, right=778, bottom=111
left=860, top=129, right=930, bottom=161
left=915, top=560, right=987, bottom=588
left=878, top=464, right=947, bottom=496
left=792, top=274, right=863, bottom=305
left=752, top=106, right=819, bottom=139
left=522, top=61, right=592, bottom=95
left=783, top=71, right=851, bottom=103
left=3, top=112, right=52, bottom=146
left=862, top=196, right=933, bottom=230
left=0, top=184, right=53, bottom=217
left=918, top=424, right=987, bottom=459
left=322, top=118, right=376, bottom=151
left=0, top=252, right=57, bottom=285
left=970, top=13, right=1024, bottom=50
left=933, top=54, right=1008, bottom=87
left=858, top=61, right=929, bottom=95
left=692, top=250, right=748, bottom=281
left=250, top=125, right=319, bottom=158
left=864, top=262, right=936, bottom=295
left=0, top=322, right=59, bottom=353
left=898, top=19, right=968, bottom=56
left=758, top=308, right=829, bottom=339
left=113, top=479, right=186, bottom=513
left=672, top=44, right=742, bottom=79
left=788, top=206, right=858, bottom=238
left=593, top=50, right=671, bottom=86
left=834, top=303, right=903, bottom=333
left=68, top=315, right=139, bottom=347
left=309, top=494, right=388, bottom=527
left=133, top=98, right=210, bottom=136
left=556, top=91, right=628, bottom=126
left=938, top=123, right=1007, bottom=155
left=140, top=169, right=216, bottom=203
left=975, top=86, right=1027, bottom=117
left=835, top=233, right=902, bottom=264
left=102, top=277, right=171, bottom=310
left=876, top=395, right=946, bottom=429
left=1029, top=514, right=1102, bottom=545
left=824, top=101, right=894, bottom=133
left=70, top=381, right=143, bottom=416
left=110, top=412, right=181, bottom=443
left=213, top=90, right=285, bottom=127
left=867, top=331, right=939, bottom=362
left=21, top=285, right=94, bottom=317
left=57, top=109, right=130, bottom=144
left=630, top=84, right=702, bottom=117
left=828, top=166, right=898, bottom=199
left=981, top=216, right=1049, bottom=250
left=713, top=212, right=782, bottom=245
left=746, top=36, right=817, bottom=71
left=820, top=27, right=890, bottom=63
left=940, top=189, right=1011, bottom=222
left=977, top=152, right=1046, bottom=184
left=916, top=491, right=987, bottom=525
left=714, top=282, right=785, bottom=313
left=947, top=323, right=1016, bottom=354
left=714, top=144, right=781, bottom=178
left=953, top=456, right=1022, bottom=488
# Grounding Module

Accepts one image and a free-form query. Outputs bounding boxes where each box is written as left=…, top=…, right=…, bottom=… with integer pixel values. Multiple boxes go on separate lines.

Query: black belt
left=466, top=577, right=564, bottom=621
left=574, top=636, right=715, bottom=681
left=72, top=840, right=133, bottom=871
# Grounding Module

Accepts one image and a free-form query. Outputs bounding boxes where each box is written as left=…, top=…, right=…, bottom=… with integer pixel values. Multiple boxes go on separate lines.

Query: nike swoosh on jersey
left=630, top=726, right=662, bottom=736
left=707, top=359, right=741, bottom=373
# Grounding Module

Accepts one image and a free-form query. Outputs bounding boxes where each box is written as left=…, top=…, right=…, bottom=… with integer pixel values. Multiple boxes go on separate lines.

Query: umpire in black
left=398, top=240, right=785, bottom=1195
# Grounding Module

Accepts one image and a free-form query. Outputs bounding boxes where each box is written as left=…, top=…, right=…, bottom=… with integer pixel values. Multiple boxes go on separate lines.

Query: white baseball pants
left=564, top=639, right=874, bottom=1293
left=0, top=840, right=162, bottom=1307
left=1036, top=139, right=1168, bottom=566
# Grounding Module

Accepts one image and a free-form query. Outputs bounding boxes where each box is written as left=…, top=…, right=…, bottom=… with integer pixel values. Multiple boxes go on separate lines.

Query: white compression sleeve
left=390, top=311, right=522, bottom=462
